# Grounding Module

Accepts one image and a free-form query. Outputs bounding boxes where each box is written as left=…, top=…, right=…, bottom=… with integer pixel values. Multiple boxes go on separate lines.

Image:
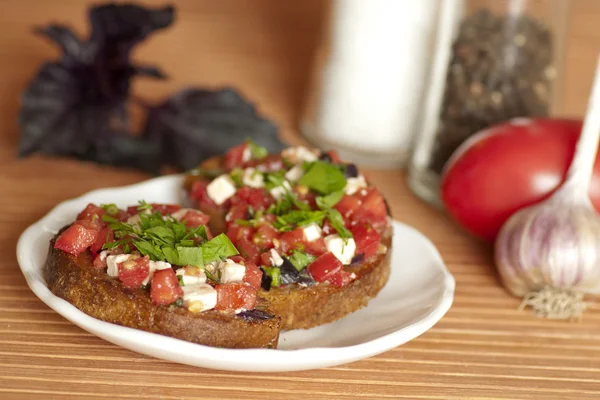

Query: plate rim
left=16, top=174, right=455, bottom=372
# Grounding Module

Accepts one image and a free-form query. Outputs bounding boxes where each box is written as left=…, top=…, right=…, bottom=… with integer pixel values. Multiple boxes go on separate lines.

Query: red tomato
left=260, top=250, right=273, bottom=267
left=322, top=220, right=335, bottom=236
left=279, top=229, right=304, bottom=254
left=236, top=237, right=261, bottom=264
left=77, top=203, right=105, bottom=221
left=75, top=218, right=104, bottom=232
left=303, top=237, right=327, bottom=256
left=350, top=223, right=381, bottom=259
left=328, top=269, right=354, bottom=288
left=118, top=257, right=150, bottom=289
left=226, top=223, right=255, bottom=242
left=54, top=224, right=98, bottom=256
left=215, top=283, right=257, bottom=311
left=226, top=204, right=249, bottom=224
left=180, top=210, right=210, bottom=228
left=253, top=223, right=279, bottom=250
left=440, top=118, right=599, bottom=242
left=93, top=253, right=108, bottom=269
left=90, top=227, right=114, bottom=255
left=224, top=143, right=248, bottom=170
left=334, top=195, right=362, bottom=218
left=189, top=180, right=219, bottom=209
left=151, top=203, right=182, bottom=215
left=150, top=268, right=183, bottom=305
left=243, top=262, right=263, bottom=289
left=307, top=252, right=343, bottom=283
left=352, top=188, right=387, bottom=232
left=231, top=187, right=274, bottom=210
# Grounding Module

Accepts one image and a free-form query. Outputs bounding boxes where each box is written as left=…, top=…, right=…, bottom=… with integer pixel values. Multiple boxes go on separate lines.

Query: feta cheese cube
left=176, top=266, right=207, bottom=286
left=269, top=249, right=284, bottom=267
left=207, top=175, right=237, bottom=205
left=281, top=146, right=318, bottom=164
left=285, top=164, right=305, bottom=182
left=182, top=283, right=217, bottom=313
left=242, top=168, right=265, bottom=188
left=302, top=223, right=322, bottom=242
left=269, top=180, right=292, bottom=200
left=242, top=146, right=253, bottom=162
left=142, top=260, right=173, bottom=285
left=345, top=175, right=367, bottom=195
left=126, top=214, right=141, bottom=226
left=218, top=259, right=246, bottom=283
left=324, top=234, right=356, bottom=265
left=106, top=254, right=136, bottom=277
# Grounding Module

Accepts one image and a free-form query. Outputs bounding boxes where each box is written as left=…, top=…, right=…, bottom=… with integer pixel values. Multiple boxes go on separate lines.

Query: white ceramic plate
left=16, top=175, right=454, bottom=372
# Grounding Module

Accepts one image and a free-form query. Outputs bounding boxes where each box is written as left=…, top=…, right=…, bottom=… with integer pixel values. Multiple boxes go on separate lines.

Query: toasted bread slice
left=44, top=234, right=281, bottom=349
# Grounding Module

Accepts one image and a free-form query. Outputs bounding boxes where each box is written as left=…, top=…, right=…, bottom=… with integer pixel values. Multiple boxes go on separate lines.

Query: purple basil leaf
left=143, top=88, right=286, bottom=171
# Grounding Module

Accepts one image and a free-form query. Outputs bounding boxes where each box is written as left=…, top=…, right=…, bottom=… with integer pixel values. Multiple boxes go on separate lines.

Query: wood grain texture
left=1, top=0, right=600, bottom=399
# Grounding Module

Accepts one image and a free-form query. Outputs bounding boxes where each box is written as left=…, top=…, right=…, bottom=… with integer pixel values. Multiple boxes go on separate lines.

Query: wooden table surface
left=3, top=1, right=600, bottom=399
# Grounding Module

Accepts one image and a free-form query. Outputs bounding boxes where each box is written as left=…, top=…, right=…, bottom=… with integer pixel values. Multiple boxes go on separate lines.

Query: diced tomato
left=75, top=217, right=103, bottom=232
left=322, top=220, right=335, bottom=236
left=279, top=229, right=304, bottom=254
left=325, top=150, right=341, bottom=164
left=328, top=269, right=355, bottom=288
left=54, top=224, right=98, bottom=256
left=90, top=227, right=114, bottom=255
left=226, top=223, right=255, bottom=242
left=151, top=203, right=182, bottom=215
left=303, top=237, right=327, bottom=256
left=230, top=187, right=273, bottom=211
left=126, top=206, right=139, bottom=216
left=118, top=256, right=150, bottom=289
left=180, top=210, right=210, bottom=228
left=150, top=268, right=183, bottom=305
left=352, top=188, right=388, bottom=232
left=253, top=223, right=279, bottom=250
left=335, top=195, right=362, bottom=219
left=77, top=203, right=105, bottom=222
left=307, top=252, right=343, bottom=283
left=214, top=283, right=257, bottom=312
left=294, top=188, right=317, bottom=209
left=226, top=204, right=249, bottom=224
left=243, top=262, right=263, bottom=289
left=189, top=180, right=219, bottom=209
left=236, top=237, right=261, bottom=264
left=224, top=143, right=249, bottom=170
left=350, top=223, right=381, bottom=259
left=260, top=251, right=273, bottom=267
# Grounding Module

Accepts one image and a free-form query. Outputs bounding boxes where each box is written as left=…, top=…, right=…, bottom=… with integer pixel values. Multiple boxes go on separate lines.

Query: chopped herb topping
left=246, top=139, right=268, bottom=160
left=229, top=168, right=244, bottom=186
left=316, top=190, right=344, bottom=210
left=188, top=167, right=225, bottom=180
left=274, top=210, right=327, bottom=232
left=102, top=206, right=238, bottom=267
left=287, top=250, right=316, bottom=272
left=326, top=209, right=353, bottom=239
left=101, top=203, right=120, bottom=216
left=298, top=161, right=346, bottom=195
left=262, top=266, right=281, bottom=287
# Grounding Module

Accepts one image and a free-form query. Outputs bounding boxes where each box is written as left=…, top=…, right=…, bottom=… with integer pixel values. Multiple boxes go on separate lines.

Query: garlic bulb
left=495, top=190, right=600, bottom=297
left=495, top=54, right=600, bottom=319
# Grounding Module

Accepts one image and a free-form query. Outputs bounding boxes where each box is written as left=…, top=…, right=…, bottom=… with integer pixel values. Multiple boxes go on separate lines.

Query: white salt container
left=302, top=0, right=444, bottom=167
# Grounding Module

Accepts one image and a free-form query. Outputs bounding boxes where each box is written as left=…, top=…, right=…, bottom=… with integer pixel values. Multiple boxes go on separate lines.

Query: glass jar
left=301, top=0, right=441, bottom=168
left=408, top=0, right=569, bottom=206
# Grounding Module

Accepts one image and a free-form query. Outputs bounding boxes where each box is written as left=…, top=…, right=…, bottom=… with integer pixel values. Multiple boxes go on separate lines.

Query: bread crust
left=44, top=236, right=281, bottom=349
left=261, top=227, right=392, bottom=330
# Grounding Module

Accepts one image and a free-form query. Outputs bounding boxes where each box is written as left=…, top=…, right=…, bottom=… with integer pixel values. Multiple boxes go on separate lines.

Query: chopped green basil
left=287, top=250, right=316, bottom=272
left=327, top=209, right=353, bottom=239
left=246, top=139, right=268, bottom=159
left=188, top=167, right=225, bottom=179
left=298, top=161, right=347, bottom=195
left=263, top=266, right=281, bottom=287
left=201, top=233, right=239, bottom=264
left=229, top=168, right=244, bottom=186
left=101, top=203, right=120, bottom=216
left=274, top=210, right=326, bottom=231
left=316, top=190, right=344, bottom=210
